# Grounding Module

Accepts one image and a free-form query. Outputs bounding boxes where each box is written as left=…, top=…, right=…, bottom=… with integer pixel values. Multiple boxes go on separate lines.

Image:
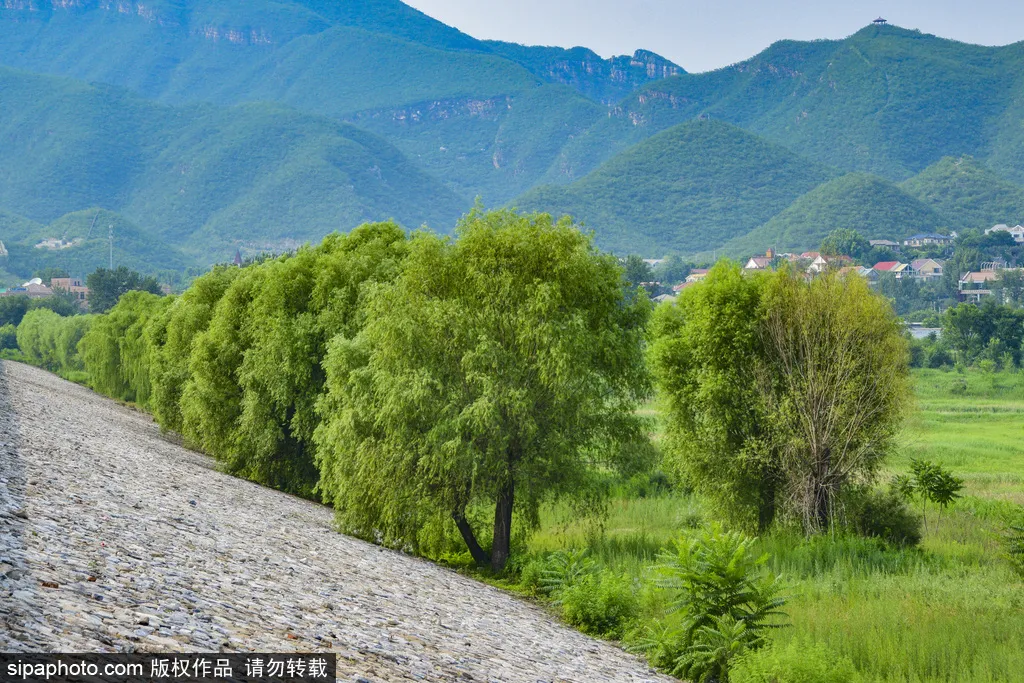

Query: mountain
left=900, top=156, right=1024, bottom=230
left=3, top=209, right=193, bottom=281
left=721, top=173, right=948, bottom=256
left=513, top=119, right=834, bottom=255
left=544, top=25, right=1024, bottom=186
left=483, top=43, right=682, bottom=104
left=0, top=1, right=694, bottom=206
left=0, top=66, right=467, bottom=262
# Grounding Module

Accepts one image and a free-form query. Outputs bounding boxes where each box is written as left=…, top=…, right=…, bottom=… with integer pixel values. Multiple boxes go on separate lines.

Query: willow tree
left=651, top=264, right=910, bottom=534
left=649, top=263, right=782, bottom=530
left=314, top=209, right=652, bottom=572
left=149, top=266, right=240, bottom=433
left=180, top=265, right=266, bottom=460
left=232, top=223, right=408, bottom=497
left=757, top=271, right=910, bottom=532
left=79, top=291, right=170, bottom=404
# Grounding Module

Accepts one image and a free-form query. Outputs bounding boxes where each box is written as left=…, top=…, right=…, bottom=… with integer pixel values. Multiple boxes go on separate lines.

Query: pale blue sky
left=404, top=0, right=1024, bottom=72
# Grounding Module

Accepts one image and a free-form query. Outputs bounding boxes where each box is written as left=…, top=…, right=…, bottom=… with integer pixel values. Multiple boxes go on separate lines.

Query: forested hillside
left=720, top=173, right=948, bottom=256
left=3, top=2, right=1024, bottom=262
left=0, top=66, right=466, bottom=264
left=515, top=120, right=833, bottom=254
left=546, top=25, right=1024, bottom=185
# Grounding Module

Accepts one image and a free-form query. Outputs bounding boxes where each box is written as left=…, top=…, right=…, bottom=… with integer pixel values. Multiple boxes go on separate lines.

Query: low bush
left=731, top=639, right=861, bottom=683
left=560, top=571, right=639, bottom=638
left=0, top=323, right=16, bottom=350
left=849, top=487, right=922, bottom=546
left=632, top=526, right=787, bottom=682
left=537, top=548, right=597, bottom=598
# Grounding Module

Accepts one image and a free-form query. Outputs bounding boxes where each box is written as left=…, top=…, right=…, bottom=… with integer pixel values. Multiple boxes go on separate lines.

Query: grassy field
left=522, top=367, right=1024, bottom=682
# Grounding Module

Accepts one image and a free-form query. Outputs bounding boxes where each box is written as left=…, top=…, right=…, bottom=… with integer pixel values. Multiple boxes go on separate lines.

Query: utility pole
left=108, top=224, right=113, bottom=269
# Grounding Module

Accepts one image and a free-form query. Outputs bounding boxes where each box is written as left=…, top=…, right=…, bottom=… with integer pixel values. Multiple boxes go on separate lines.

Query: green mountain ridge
left=4, top=4, right=1024, bottom=262
left=545, top=25, right=1024, bottom=186
left=514, top=119, right=834, bottom=255
left=720, top=173, right=949, bottom=257
left=0, top=208, right=193, bottom=282
left=0, top=66, right=468, bottom=262
left=899, top=156, right=1024, bottom=230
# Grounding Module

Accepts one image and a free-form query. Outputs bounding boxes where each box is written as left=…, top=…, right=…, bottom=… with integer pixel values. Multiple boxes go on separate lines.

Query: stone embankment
left=0, top=361, right=672, bottom=682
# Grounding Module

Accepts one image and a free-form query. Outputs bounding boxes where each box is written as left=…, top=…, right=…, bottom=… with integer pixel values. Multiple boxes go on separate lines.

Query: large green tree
left=649, top=263, right=781, bottom=530
left=314, top=209, right=652, bottom=571
left=651, top=264, right=910, bottom=533
left=86, top=266, right=163, bottom=313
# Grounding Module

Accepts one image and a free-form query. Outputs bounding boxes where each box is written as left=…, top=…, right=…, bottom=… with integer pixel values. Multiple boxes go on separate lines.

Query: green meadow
left=522, top=368, right=1024, bottom=682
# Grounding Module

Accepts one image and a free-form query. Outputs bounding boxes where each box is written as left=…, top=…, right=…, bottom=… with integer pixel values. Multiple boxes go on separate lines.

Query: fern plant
left=537, top=548, right=596, bottom=600
left=632, top=526, right=788, bottom=683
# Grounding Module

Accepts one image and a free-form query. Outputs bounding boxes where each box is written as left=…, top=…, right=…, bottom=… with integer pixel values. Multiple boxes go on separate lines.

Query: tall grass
left=520, top=368, right=1024, bottom=682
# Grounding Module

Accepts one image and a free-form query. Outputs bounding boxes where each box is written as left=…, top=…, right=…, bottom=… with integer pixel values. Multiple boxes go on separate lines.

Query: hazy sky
left=403, top=0, right=1024, bottom=73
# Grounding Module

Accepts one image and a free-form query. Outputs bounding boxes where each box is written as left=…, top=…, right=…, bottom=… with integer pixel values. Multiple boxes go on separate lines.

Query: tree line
left=9, top=211, right=913, bottom=570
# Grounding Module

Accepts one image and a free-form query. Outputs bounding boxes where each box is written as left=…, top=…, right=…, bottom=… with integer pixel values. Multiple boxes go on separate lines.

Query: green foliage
left=14, top=308, right=93, bottom=375
left=0, top=67, right=466, bottom=265
left=906, top=459, right=965, bottom=532
left=86, top=266, right=163, bottom=314
left=148, top=266, right=241, bottom=433
left=79, top=291, right=170, bottom=403
left=535, top=549, right=598, bottom=598
left=900, top=156, right=1024, bottom=230
left=726, top=174, right=947, bottom=257
left=942, top=301, right=1024, bottom=366
left=314, top=209, right=652, bottom=571
left=1006, top=524, right=1024, bottom=577
left=0, top=323, right=16, bottom=351
left=731, top=640, right=861, bottom=683
left=819, top=228, right=869, bottom=260
left=560, top=571, right=639, bottom=638
left=651, top=264, right=911, bottom=533
left=0, top=297, right=30, bottom=327
left=847, top=487, right=922, bottom=547
left=649, top=262, right=780, bottom=530
left=516, top=120, right=832, bottom=256
left=634, top=527, right=787, bottom=682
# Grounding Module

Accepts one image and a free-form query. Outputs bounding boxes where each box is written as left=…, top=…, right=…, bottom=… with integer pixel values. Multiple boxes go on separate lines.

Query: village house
left=0, top=278, right=53, bottom=299
left=807, top=254, right=850, bottom=274
left=910, top=258, right=943, bottom=281
left=33, top=237, right=75, bottom=250
left=868, top=239, right=900, bottom=251
left=958, top=270, right=1001, bottom=303
left=959, top=265, right=1024, bottom=303
left=984, top=224, right=1024, bottom=244
left=50, top=277, right=90, bottom=302
left=685, top=268, right=709, bottom=284
left=872, top=261, right=910, bottom=279
left=744, top=256, right=772, bottom=270
left=903, top=233, right=953, bottom=248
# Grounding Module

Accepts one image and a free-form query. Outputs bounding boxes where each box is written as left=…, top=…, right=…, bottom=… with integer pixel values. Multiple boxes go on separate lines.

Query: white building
left=984, top=224, right=1024, bottom=243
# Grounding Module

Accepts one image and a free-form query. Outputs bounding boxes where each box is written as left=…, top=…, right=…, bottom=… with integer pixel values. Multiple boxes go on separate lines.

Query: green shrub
left=538, top=548, right=597, bottom=598
left=631, top=526, right=787, bottom=681
left=0, top=323, right=16, bottom=350
left=731, top=639, right=861, bottom=683
left=849, top=487, right=922, bottom=546
left=927, top=347, right=953, bottom=368
left=561, top=571, right=639, bottom=638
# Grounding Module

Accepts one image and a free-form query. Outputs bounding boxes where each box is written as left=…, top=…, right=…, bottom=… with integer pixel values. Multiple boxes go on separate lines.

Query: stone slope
left=0, top=361, right=670, bottom=682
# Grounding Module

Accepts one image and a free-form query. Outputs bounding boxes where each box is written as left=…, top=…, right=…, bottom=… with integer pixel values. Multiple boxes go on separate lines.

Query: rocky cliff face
left=484, top=42, right=683, bottom=104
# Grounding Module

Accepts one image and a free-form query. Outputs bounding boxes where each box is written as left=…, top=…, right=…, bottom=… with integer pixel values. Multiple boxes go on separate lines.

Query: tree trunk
left=813, top=447, right=832, bottom=532
left=453, top=510, right=489, bottom=567
left=490, top=477, right=514, bottom=573
left=757, top=478, right=776, bottom=532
